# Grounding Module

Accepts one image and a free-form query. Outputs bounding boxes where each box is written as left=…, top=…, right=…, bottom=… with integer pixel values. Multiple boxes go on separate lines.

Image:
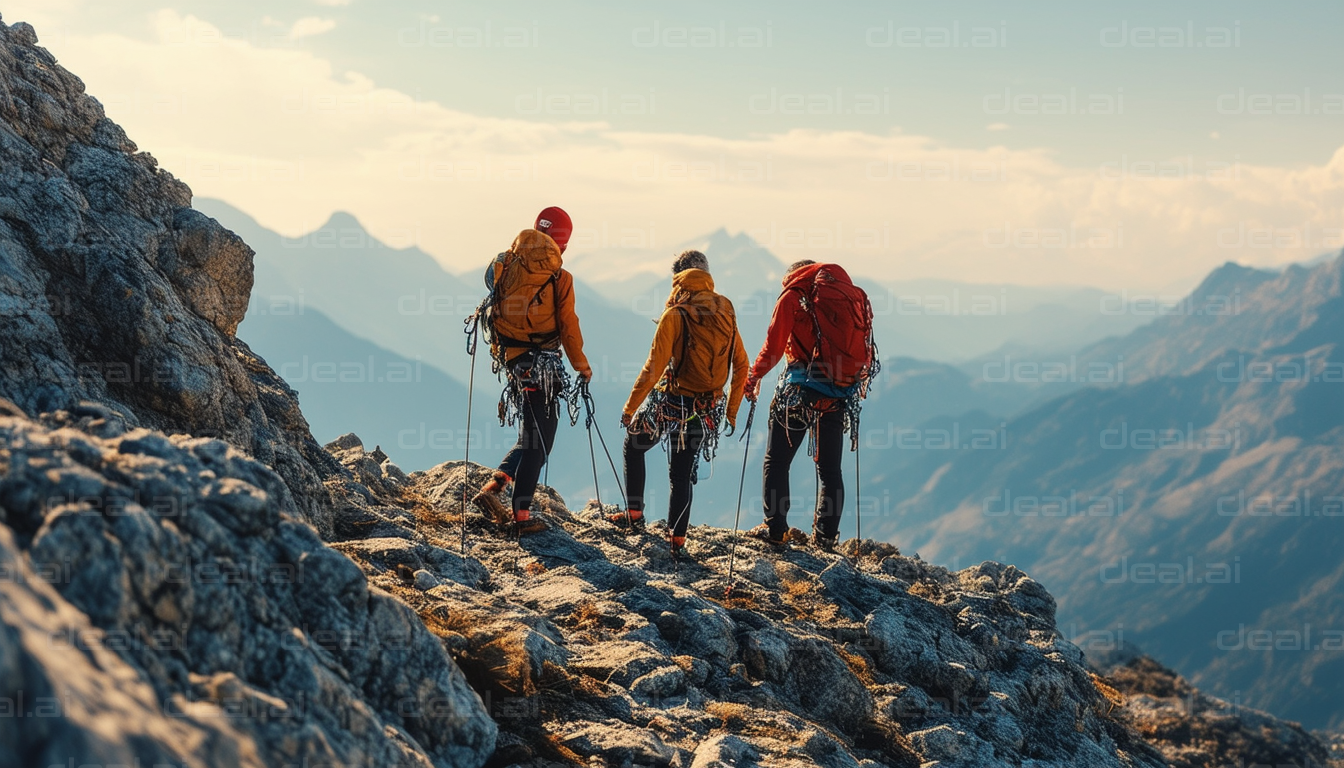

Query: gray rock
left=690, top=734, right=760, bottom=768
left=322, top=446, right=1169, bottom=768
left=0, top=16, right=338, bottom=536
left=0, top=411, right=496, bottom=768
left=0, top=526, right=265, bottom=768
left=909, top=725, right=1001, bottom=767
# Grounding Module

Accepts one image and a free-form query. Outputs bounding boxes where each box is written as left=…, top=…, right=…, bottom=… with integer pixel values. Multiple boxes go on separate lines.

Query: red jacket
left=749, top=262, right=858, bottom=382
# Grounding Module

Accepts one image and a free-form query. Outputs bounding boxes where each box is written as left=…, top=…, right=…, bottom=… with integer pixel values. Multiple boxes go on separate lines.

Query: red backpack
left=796, top=270, right=877, bottom=390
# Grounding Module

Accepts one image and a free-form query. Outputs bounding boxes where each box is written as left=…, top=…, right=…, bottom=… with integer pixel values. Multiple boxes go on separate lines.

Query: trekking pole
left=580, top=380, right=626, bottom=508
left=584, top=390, right=603, bottom=512
left=854, top=417, right=863, bottom=547
left=460, top=314, right=481, bottom=557
left=723, top=400, right=757, bottom=597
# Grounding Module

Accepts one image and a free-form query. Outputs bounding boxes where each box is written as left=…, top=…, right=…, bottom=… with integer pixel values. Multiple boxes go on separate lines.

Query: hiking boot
left=669, top=535, right=689, bottom=558
left=471, top=471, right=513, bottom=525
left=606, top=509, right=646, bottom=529
left=513, top=511, right=549, bottom=536
left=480, top=470, right=511, bottom=495
left=812, top=532, right=839, bottom=552
left=746, top=523, right=788, bottom=548
left=472, top=489, right=513, bottom=526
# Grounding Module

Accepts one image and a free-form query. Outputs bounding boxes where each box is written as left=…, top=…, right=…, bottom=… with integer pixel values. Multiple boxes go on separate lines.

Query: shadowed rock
left=0, top=14, right=336, bottom=534
left=1092, top=649, right=1337, bottom=768
left=0, top=405, right=496, bottom=767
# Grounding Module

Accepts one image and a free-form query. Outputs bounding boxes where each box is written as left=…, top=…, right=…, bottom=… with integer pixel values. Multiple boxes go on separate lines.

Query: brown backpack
left=666, top=292, right=738, bottom=397
left=485, top=230, right=564, bottom=360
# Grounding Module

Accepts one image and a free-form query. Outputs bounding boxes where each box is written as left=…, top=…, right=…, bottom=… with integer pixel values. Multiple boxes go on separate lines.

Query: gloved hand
left=744, top=377, right=761, bottom=402
left=620, top=412, right=633, bottom=428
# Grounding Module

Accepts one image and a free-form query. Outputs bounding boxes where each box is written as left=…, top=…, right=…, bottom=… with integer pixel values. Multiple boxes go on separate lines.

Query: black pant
left=762, top=400, right=845, bottom=539
left=624, top=418, right=706, bottom=538
left=499, top=385, right=560, bottom=513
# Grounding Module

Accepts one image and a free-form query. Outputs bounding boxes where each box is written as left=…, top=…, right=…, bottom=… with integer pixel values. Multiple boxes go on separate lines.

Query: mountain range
left=2, top=16, right=1341, bottom=765
left=205, top=198, right=1156, bottom=522
left=875, top=254, right=1344, bottom=730
left=209, top=193, right=1344, bottom=729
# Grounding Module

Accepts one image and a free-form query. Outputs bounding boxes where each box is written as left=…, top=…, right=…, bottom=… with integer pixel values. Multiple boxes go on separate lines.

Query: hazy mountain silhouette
left=872, top=253, right=1344, bottom=729
left=237, top=305, right=484, bottom=472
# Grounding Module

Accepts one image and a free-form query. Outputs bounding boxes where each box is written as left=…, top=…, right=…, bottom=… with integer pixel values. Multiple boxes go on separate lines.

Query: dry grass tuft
left=539, top=733, right=585, bottom=766
left=1090, top=672, right=1127, bottom=715
left=908, top=580, right=944, bottom=601
left=718, top=590, right=760, bottom=611
left=523, top=561, right=548, bottom=576
left=837, top=646, right=876, bottom=686
left=573, top=673, right=611, bottom=698
left=479, top=633, right=537, bottom=697
left=419, top=604, right=475, bottom=637
left=566, top=599, right=605, bottom=632
left=706, top=701, right=753, bottom=729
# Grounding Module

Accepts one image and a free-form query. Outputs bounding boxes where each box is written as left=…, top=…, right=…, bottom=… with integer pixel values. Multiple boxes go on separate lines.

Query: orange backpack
left=666, top=292, right=738, bottom=397
left=484, top=230, right=564, bottom=361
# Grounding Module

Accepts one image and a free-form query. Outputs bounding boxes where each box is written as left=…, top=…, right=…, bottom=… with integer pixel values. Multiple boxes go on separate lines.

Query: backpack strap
left=548, top=271, right=561, bottom=345
left=807, top=279, right=827, bottom=369
left=781, top=286, right=814, bottom=365
left=669, top=305, right=693, bottom=386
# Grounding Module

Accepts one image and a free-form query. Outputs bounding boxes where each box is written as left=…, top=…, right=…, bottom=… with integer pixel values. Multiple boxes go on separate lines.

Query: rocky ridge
left=0, top=10, right=1332, bottom=768
left=0, top=15, right=492, bottom=768
left=0, top=13, right=337, bottom=534
left=1092, top=649, right=1339, bottom=768
left=324, top=435, right=1166, bottom=768
left=0, top=404, right=495, bottom=767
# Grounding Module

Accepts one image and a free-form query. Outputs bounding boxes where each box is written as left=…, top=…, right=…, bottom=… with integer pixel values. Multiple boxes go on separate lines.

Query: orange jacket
left=489, top=229, right=590, bottom=377
left=624, top=269, right=749, bottom=425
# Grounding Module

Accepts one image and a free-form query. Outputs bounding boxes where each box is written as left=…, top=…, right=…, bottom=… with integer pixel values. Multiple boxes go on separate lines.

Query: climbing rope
left=723, top=400, right=757, bottom=597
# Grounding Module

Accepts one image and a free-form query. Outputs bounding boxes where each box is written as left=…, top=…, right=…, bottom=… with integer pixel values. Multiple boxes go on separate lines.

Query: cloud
left=32, top=10, right=1344, bottom=291
left=288, top=16, right=336, bottom=39
left=986, top=123, right=1011, bottom=131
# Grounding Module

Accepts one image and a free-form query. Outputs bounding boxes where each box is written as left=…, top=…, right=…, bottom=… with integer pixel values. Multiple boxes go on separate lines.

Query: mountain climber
left=608, top=250, right=749, bottom=557
left=470, top=207, right=592, bottom=535
left=744, top=260, right=879, bottom=551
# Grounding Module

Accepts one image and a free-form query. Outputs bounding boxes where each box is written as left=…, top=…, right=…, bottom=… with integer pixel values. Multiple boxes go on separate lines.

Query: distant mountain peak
left=679, top=227, right=764, bottom=252
left=1188, top=260, right=1276, bottom=300
left=318, top=210, right=367, bottom=234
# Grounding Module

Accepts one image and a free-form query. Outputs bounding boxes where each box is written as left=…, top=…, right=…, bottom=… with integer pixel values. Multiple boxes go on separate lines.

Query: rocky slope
left=0, top=10, right=1331, bottom=768
left=1090, top=648, right=1338, bottom=768
left=0, top=15, right=494, bottom=768
left=0, top=15, right=337, bottom=534
left=322, top=435, right=1166, bottom=768
left=0, top=402, right=495, bottom=767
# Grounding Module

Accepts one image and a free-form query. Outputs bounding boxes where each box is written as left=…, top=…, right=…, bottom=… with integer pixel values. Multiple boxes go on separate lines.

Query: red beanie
left=535, top=206, right=572, bottom=252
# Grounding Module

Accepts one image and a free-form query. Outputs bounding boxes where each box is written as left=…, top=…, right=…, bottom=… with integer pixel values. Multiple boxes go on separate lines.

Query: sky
left=6, top=0, right=1344, bottom=291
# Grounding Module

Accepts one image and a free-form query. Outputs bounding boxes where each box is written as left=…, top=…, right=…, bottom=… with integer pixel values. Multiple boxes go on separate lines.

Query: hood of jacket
left=667, top=268, right=716, bottom=305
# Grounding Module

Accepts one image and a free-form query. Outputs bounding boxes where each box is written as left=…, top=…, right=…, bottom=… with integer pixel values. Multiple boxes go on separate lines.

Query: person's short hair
left=672, top=250, right=709, bottom=274
left=786, top=259, right=817, bottom=274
